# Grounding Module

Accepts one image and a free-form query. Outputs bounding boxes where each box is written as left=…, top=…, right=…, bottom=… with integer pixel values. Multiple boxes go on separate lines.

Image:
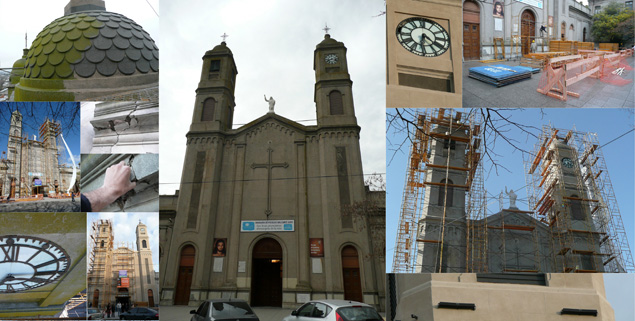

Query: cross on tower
left=323, top=23, right=330, bottom=34
left=221, top=32, right=229, bottom=42
left=251, top=148, right=288, bottom=218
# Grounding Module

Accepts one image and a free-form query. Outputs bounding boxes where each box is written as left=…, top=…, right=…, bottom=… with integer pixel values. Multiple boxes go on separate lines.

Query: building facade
left=0, top=110, right=79, bottom=198
left=387, top=273, right=615, bottom=321
left=160, top=35, right=385, bottom=310
left=463, top=0, right=595, bottom=60
left=87, top=220, right=159, bottom=309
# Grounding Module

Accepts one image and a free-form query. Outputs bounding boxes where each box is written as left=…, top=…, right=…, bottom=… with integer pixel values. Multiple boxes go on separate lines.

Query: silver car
left=283, top=300, right=383, bottom=321
left=190, top=299, right=259, bottom=321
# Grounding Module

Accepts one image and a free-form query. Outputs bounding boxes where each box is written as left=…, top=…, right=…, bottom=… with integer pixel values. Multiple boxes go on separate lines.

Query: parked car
left=87, top=308, right=104, bottom=320
left=283, top=300, right=383, bottom=321
left=119, top=307, right=159, bottom=320
left=190, top=299, right=259, bottom=321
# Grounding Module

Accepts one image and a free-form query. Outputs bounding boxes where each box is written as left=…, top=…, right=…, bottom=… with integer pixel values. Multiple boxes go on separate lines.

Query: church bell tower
left=313, top=34, right=357, bottom=127
left=190, top=41, right=238, bottom=132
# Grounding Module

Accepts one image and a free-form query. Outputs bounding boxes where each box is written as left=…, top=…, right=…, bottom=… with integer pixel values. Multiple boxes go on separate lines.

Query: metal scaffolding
left=394, top=113, right=633, bottom=274
left=524, top=125, right=634, bottom=273
left=392, top=109, right=485, bottom=273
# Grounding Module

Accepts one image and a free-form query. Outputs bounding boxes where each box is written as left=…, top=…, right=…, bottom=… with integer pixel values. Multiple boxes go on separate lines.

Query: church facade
left=159, top=35, right=385, bottom=310
left=0, top=110, right=79, bottom=198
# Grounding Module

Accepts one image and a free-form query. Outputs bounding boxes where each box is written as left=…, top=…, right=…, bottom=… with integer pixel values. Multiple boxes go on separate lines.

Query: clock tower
left=313, top=34, right=358, bottom=127
left=386, top=0, right=463, bottom=107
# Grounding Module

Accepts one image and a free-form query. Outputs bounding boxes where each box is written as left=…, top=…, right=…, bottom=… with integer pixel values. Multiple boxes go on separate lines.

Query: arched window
left=438, top=179, right=454, bottom=207
left=570, top=195, right=584, bottom=220
left=201, top=98, right=215, bottom=121
left=142, top=240, right=147, bottom=248
left=329, top=90, right=343, bottom=115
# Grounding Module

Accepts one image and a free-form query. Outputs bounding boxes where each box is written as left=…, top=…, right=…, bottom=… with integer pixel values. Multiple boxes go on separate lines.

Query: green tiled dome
left=10, top=49, right=29, bottom=85
left=24, top=10, right=158, bottom=80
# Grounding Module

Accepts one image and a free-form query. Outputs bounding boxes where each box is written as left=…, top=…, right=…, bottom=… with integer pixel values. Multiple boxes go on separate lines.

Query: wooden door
left=463, top=0, right=481, bottom=60
left=251, top=238, right=283, bottom=307
left=93, top=289, right=99, bottom=307
left=463, top=24, right=481, bottom=60
left=521, top=10, right=536, bottom=55
left=342, top=246, right=363, bottom=302
left=148, top=289, right=154, bottom=307
left=174, top=245, right=195, bottom=305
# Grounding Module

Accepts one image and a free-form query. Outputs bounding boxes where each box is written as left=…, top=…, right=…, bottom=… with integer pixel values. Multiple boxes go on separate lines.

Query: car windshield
left=336, top=307, right=383, bottom=321
left=211, top=301, right=256, bottom=319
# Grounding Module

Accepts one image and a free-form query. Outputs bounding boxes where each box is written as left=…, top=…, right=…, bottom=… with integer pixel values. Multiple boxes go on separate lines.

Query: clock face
left=0, top=235, right=70, bottom=293
left=396, top=17, right=450, bottom=57
left=325, top=54, right=338, bottom=64
left=561, top=157, right=574, bottom=168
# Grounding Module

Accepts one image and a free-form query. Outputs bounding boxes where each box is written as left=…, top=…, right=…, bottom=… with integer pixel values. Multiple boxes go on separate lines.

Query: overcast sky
left=88, top=212, right=159, bottom=272
left=387, top=108, right=635, bottom=272
left=0, top=0, right=159, bottom=70
left=159, top=0, right=386, bottom=195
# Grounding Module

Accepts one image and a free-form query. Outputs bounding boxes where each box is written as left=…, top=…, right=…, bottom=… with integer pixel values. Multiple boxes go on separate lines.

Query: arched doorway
left=174, top=245, right=195, bottom=305
left=251, top=238, right=283, bottom=307
left=463, top=0, right=481, bottom=60
left=569, top=24, right=575, bottom=41
left=521, top=10, right=536, bottom=55
left=341, top=245, right=363, bottom=302
left=93, top=289, right=99, bottom=308
left=148, top=289, right=154, bottom=307
left=583, top=27, right=586, bottom=42
left=251, top=238, right=282, bottom=307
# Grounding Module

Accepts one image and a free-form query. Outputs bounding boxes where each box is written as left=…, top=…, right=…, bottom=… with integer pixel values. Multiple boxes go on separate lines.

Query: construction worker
left=530, top=40, right=537, bottom=53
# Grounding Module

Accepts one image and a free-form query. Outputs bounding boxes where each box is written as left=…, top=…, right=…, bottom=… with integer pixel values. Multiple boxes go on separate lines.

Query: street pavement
left=462, top=56, right=634, bottom=108
left=156, top=305, right=294, bottom=321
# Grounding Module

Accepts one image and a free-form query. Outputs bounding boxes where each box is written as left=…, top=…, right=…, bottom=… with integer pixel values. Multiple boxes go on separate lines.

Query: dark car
left=190, top=299, right=259, bottom=321
left=119, top=307, right=159, bottom=320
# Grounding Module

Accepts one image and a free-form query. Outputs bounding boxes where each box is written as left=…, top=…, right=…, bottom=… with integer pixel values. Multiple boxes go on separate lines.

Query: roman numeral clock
left=386, top=0, right=463, bottom=107
left=0, top=236, right=70, bottom=293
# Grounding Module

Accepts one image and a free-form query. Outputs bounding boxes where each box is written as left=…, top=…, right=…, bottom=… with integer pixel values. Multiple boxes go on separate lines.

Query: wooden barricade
left=602, top=53, right=623, bottom=77
left=574, top=42, right=594, bottom=53
left=537, top=55, right=602, bottom=101
left=549, top=41, right=576, bottom=54
left=599, top=43, right=618, bottom=52
left=522, top=52, right=568, bottom=68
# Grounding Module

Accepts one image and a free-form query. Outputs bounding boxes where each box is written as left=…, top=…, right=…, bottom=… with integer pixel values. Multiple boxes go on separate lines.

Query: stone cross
left=323, top=23, right=330, bottom=34
left=221, top=32, right=229, bottom=42
left=251, top=148, right=288, bottom=217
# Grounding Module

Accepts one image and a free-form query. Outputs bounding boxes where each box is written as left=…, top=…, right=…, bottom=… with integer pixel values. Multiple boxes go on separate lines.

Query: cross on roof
left=221, top=32, right=229, bottom=42
left=323, top=23, right=330, bottom=34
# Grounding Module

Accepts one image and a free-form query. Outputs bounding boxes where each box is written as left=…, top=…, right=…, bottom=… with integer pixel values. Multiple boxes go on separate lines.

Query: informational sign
left=238, top=261, right=246, bottom=273
left=241, top=220, right=294, bottom=232
left=33, top=179, right=42, bottom=186
left=118, top=277, right=129, bottom=288
left=548, top=16, right=553, bottom=27
left=495, top=18, right=503, bottom=31
left=312, top=258, right=323, bottom=274
left=519, top=0, right=543, bottom=9
left=28, top=172, right=43, bottom=176
left=310, top=238, right=324, bottom=257
left=213, top=257, right=223, bottom=272
left=119, top=270, right=127, bottom=278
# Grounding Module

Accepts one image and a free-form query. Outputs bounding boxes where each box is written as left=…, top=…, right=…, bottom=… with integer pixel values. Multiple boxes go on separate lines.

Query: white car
left=283, top=300, right=383, bottom=321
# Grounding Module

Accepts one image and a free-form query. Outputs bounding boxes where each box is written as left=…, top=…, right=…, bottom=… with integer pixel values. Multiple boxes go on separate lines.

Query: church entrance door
left=342, top=245, right=363, bottom=302
left=174, top=245, right=195, bottom=305
left=521, top=10, right=536, bottom=55
left=251, top=238, right=282, bottom=307
left=463, top=0, right=481, bottom=60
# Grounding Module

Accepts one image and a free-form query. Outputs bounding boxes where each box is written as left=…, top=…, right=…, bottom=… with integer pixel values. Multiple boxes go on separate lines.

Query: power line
left=144, top=0, right=159, bottom=17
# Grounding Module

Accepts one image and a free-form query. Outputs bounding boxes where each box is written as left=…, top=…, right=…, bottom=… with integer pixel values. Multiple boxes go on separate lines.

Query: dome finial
left=64, top=0, right=106, bottom=15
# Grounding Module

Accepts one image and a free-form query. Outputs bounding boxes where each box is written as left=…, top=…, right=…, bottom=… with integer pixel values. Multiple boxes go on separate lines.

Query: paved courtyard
left=463, top=57, right=635, bottom=108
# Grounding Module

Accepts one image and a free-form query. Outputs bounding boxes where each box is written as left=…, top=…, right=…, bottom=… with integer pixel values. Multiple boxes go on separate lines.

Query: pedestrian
left=71, top=191, right=75, bottom=202
left=117, top=302, right=122, bottom=317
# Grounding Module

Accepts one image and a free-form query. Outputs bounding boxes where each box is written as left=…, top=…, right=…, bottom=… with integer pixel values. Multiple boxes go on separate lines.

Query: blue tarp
left=469, top=65, right=533, bottom=80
